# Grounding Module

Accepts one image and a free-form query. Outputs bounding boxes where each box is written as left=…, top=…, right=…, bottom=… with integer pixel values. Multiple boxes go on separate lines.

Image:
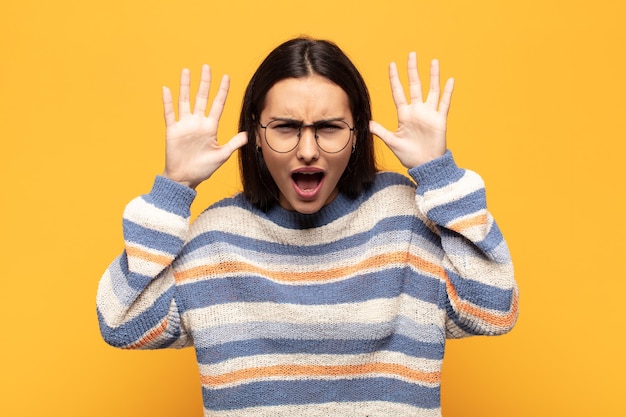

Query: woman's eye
left=318, top=124, right=342, bottom=133
left=273, top=123, right=299, bottom=134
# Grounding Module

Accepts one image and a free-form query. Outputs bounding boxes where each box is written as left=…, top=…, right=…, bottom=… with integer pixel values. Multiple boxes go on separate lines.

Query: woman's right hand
left=162, top=65, right=247, bottom=189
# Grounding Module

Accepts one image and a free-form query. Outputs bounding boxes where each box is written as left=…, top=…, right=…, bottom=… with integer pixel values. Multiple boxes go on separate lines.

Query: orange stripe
left=443, top=272, right=519, bottom=329
left=407, top=253, right=446, bottom=278
left=447, top=213, right=488, bottom=233
left=123, top=317, right=168, bottom=350
left=126, top=246, right=173, bottom=266
left=173, top=248, right=517, bottom=328
left=201, top=363, right=441, bottom=386
left=174, top=252, right=446, bottom=283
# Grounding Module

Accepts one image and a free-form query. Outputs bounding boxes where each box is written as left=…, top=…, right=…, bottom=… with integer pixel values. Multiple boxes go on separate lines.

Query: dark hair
left=238, top=37, right=378, bottom=211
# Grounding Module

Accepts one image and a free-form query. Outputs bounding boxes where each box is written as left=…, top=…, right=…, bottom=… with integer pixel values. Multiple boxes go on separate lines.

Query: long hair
left=238, top=37, right=377, bottom=211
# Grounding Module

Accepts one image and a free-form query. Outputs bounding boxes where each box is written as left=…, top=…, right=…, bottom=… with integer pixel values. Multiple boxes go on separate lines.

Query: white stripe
left=96, top=264, right=175, bottom=328
left=418, top=170, right=484, bottom=214
left=445, top=252, right=514, bottom=290
left=125, top=243, right=173, bottom=276
left=181, top=230, right=426, bottom=269
left=185, top=294, right=441, bottom=329
left=97, top=267, right=138, bottom=326
left=205, top=401, right=441, bottom=417
left=124, top=196, right=189, bottom=235
left=191, top=184, right=417, bottom=247
left=188, top=315, right=444, bottom=348
left=175, top=250, right=443, bottom=286
left=200, top=351, right=441, bottom=379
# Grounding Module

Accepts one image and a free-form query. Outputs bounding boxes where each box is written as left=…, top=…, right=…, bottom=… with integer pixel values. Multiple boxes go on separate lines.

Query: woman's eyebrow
left=269, top=117, right=348, bottom=124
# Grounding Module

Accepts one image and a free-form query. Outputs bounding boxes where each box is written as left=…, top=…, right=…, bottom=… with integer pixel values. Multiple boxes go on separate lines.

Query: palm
left=162, top=65, right=247, bottom=189
left=396, top=100, right=447, bottom=141
left=370, top=53, right=454, bottom=168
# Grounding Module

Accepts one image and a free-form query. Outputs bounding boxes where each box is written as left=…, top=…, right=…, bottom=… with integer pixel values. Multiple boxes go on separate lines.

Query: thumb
left=222, top=132, right=248, bottom=156
left=369, top=120, right=396, bottom=147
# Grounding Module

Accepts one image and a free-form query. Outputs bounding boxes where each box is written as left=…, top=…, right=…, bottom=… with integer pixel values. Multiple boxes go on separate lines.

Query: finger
left=207, top=74, right=230, bottom=123
left=388, top=62, right=408, bottom=107
left=221, top=131, right=248, bottom=156
left=210, top=133, right=248, bottom=175
left=194, top=64, right=211, bottom=115
left=369, top=120, right=396, bottom=146
left=178, top=68, right=191, bottom=116
left=162, top=86, right=176, bottom=127
left=407, top=52, right=423, bottom=103
left=426, top=59, right=441, bottom=108
left=438, top=77, right=455, bottom=117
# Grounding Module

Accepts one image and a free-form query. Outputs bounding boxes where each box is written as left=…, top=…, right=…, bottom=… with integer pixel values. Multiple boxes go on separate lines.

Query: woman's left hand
left=369, top=53, right=454, bottom=169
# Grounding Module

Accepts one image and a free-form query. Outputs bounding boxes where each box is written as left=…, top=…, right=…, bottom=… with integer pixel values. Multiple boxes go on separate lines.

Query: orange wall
left=2, top=0, right=625, bottom=416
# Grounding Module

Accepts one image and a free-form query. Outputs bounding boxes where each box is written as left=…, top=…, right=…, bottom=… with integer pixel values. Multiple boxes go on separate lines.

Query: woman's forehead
left=262, top=76, right=351, bottom=121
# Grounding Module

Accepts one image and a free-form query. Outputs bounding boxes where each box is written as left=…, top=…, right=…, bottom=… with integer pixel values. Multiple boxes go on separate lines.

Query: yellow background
left=2, top=0, right=624, bottom=415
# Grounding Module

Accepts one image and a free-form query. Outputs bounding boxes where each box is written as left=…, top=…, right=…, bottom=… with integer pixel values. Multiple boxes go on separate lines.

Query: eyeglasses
left=259, top=119, right=355, bottom=153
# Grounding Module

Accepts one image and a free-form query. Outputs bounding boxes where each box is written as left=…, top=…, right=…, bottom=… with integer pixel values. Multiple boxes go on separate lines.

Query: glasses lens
left=315, top=121, right=352, bottom=153
left=264, top=120, right=300, bottom=153
left=264, top=120, right=353, bottom=153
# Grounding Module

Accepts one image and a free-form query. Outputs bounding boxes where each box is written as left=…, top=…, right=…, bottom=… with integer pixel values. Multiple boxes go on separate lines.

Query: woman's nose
left=296, top=126, right=319, bottom=161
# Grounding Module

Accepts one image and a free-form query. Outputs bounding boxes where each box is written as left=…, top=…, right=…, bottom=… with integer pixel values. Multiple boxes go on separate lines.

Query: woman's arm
left=97, top=177, right=196, bottom=349
left=409, top=152, right=518, bottom=337
left=97, top=65, right=247, bottom=349
left=371, top=52, right=518, bottom=337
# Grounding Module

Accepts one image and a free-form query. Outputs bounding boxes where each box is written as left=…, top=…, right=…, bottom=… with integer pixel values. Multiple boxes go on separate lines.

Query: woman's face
left=257, top=75, right=355, bottom=214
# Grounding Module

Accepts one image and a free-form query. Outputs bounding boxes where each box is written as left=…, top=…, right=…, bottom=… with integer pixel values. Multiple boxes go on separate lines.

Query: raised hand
left=162, top=65, right=247, bottom=189
left=369, top=53, right=454, bottom=169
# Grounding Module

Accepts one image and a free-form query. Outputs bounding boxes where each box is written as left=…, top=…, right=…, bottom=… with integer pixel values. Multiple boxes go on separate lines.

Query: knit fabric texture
left=97, top=151, right=519, bottom=416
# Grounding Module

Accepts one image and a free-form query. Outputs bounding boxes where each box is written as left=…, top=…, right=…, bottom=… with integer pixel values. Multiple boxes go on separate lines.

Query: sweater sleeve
left=96, top=176, right=196, bottom=349
left=408, top=151, right=519, bottom=338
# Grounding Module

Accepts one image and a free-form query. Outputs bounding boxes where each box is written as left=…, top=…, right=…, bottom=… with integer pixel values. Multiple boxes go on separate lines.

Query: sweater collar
left=263, top=191, right=356, bottom=230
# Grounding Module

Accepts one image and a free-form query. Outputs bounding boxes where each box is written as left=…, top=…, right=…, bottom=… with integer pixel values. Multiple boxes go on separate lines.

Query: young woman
left=97, top=37, right=518, bottom=416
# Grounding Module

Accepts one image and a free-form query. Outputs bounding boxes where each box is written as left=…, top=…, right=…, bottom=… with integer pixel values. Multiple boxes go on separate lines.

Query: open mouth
left=292, top=171, right=324, bottom=192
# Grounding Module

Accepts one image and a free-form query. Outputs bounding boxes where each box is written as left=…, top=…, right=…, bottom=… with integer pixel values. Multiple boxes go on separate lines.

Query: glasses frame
left=259, top=119, right=356, bottom=154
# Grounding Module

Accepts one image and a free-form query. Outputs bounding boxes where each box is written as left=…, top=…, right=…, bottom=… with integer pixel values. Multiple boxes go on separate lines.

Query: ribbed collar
left=262, top=191, right=358, bottom=230
left=225, top=171, right=416, bottom=230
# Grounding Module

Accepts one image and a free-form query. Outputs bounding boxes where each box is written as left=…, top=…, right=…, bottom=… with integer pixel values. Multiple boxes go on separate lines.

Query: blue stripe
left=444, top=302, right=483, bottom=336
left=438, top=221, right=505, bottom=258
left=446, top=269, right=514, bottom=313
left=476, top=221, right=505, bottom=255
left=487, top=239, right=513, bottom=264
left=114, top=253, right=155, bottom=293
left=123, top=219, right=184, bottom=255
left=196, top=333, right=444, bottom=365
left=203, top=378, right=440, bottom=410
left=185, top=227, right=440, bottom=268
left=184, top=215, right=440, bottom=258
left=97, top=288, right=179, bottom=348
left=144, top=175, right=195, bottom=218
left=438, top=226, right=506, bottom=267
left=442, top=282, right=513, bottom=337
left=408, top=151, right=464, bottom=193
left=190, top=316, right=444, bottom=349
left=373, top=170, right=416, bottom=189
left=108, top=255, right=140, bottom=306
left=176, top=268, right=441, bottom=310
left=210, top=172, right=416, bottom=229
left=426, top=188, right=487, bottom=226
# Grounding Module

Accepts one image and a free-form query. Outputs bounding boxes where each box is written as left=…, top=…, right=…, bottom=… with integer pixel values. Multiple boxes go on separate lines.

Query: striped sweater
left=97, top=151, right=518, bottom=416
